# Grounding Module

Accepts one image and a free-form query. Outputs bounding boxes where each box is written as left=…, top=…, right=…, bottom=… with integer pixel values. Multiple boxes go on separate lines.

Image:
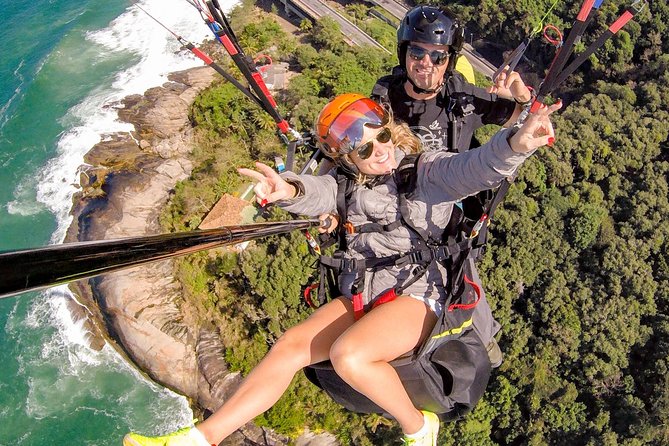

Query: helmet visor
left=323, top=99, right=389, bottom=155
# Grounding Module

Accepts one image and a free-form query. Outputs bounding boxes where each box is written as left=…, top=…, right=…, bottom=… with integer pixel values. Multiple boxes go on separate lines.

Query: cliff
left=64, top=66, right=336, bottom=445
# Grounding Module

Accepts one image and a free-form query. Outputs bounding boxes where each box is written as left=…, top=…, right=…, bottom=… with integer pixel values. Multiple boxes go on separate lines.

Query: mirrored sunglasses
left=326, top=101, right=390, bottom=156
left=407, top=45, right=449, bottom=66
left=354, top=127, right=392, bottom=160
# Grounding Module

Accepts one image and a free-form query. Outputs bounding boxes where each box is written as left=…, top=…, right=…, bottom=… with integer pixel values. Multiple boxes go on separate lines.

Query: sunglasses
left=354, top=127, right=392, bottom=160
left=407, top=45, right=450, bottom=66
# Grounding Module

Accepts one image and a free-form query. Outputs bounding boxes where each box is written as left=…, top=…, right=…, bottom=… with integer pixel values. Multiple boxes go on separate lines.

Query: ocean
left=0, top=0, right=236, bottom=444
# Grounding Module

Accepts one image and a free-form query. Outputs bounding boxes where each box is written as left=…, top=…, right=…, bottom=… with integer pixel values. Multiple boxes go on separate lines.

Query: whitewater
left=0, top=0, right=237, bottom=443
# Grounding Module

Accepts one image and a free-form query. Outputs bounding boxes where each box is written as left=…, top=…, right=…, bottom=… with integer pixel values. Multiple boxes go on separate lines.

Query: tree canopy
left=160, top=1, right=669, bottom=444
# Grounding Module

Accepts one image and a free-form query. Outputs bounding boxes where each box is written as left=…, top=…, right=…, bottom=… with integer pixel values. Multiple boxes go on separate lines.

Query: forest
left=158, top=0, right=669, bottom=444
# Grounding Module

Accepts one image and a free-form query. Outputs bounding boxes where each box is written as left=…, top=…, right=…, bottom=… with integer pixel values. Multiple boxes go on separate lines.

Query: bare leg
left=198, top=297, right=355, bottom=444
left=329, top=296, right=437, bottom=435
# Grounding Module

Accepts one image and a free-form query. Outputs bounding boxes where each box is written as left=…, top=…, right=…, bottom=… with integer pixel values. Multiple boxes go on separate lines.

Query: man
left=372, top=5, right=534, bottom=153
left=371, top=5, right=535, bottom=367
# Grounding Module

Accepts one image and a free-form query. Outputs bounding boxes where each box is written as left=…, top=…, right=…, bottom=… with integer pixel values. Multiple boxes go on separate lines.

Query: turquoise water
left=0, top=0, right=233, bottom=443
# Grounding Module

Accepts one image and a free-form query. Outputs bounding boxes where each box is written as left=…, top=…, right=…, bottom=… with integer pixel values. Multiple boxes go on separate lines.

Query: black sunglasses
left=354, top=127, right=392, bottom=160
left=407, top=45, right=450, bottom=66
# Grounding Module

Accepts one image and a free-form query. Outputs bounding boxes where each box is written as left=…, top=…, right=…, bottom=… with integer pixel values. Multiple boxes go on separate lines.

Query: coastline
left=64, top=65, right=337, bottom=445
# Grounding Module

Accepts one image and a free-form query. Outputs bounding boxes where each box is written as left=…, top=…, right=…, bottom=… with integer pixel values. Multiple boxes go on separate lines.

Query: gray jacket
left=279, top=130, right=529, bottom=340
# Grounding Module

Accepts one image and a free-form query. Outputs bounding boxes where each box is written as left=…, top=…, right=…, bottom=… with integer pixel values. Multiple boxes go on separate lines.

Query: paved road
left=289, top=0, right=497, bottom=77
left=293, top=0, right=389, bottom=52
left=370, top=0, right=406, bottom=22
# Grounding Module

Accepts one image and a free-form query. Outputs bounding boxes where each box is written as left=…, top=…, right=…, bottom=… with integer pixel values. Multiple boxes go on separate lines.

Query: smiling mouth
left=416, top=69, right=433, bottom=76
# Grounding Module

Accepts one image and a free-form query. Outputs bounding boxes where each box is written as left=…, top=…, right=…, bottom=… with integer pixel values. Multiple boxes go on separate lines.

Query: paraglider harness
left=303, top=153, right=513, bottom=420
left=371, top=67, right=501, bottom=243
left=372, top=67, right=479, bottom=155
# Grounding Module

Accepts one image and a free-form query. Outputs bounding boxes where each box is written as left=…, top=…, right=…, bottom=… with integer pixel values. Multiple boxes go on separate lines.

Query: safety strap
left=551, top=1, right=645, bottom=89
left=352, top=289, right=398, bottom=320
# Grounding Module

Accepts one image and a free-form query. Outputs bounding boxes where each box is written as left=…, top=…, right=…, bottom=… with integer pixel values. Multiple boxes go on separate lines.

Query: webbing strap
left=349, top=219, right=404, bottom=234
left=475, top=176, right=514, bottom=246
left=447, top=275, right=481, bottom=312
left=353, top=289, right=398, bottom=320
left=352, top=293, right=365, bottom=320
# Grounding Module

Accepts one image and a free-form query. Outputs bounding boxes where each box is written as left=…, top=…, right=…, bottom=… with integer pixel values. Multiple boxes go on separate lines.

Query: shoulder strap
left=371, top=69, right=405, bottom=106
left=441, top=73, right=476, bottom=153
left=395, top=152, right=420, bottom=196
left=394, top=153, right=431, bottom=242
left=335, top=172, right=356, bottom=250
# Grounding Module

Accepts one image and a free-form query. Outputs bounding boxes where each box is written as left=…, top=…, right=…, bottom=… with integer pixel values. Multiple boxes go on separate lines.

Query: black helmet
left=397, top=6, right=464, bottom=72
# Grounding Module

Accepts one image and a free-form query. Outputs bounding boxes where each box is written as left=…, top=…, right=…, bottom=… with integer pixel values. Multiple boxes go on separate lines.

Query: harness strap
left=447, top=275, right=481, bottom=312
left=474, top=175, right=514, bottom=247
left=352, top=293, right=365, bottom=320
left=347, top=219, right=404, bottom=234
left=353, top=289, right=398, bottom=320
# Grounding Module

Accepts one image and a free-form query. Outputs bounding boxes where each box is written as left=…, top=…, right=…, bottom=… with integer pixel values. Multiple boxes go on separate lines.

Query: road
left=369, top=0, right=407, bottom=22
left=284, top=0, right=498, bottom=77
left=292, top=0, right=389, bottom=52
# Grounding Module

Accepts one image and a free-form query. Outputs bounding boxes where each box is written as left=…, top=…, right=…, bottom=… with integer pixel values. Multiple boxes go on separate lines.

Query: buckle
left=340, top=257, right=358, bottom=272
left=395, top=250, right=430, bottom=268
left=343, top=221, right=355, bottom=234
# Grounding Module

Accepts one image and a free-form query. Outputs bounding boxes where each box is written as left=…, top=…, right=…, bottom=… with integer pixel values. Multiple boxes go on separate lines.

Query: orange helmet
left=316, top=93, right=389, bottom=158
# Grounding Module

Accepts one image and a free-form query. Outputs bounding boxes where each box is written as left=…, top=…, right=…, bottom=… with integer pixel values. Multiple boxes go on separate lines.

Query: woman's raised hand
left=238, top=162, right=297, bottom=205
left=509, top=101, right=562, bottom=153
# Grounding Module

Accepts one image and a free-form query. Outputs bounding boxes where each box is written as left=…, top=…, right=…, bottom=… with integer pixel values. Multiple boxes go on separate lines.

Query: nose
left=371, top=138, right=390, bottom=157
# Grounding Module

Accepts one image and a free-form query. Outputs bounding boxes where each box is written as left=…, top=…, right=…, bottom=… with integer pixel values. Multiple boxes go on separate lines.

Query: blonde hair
left=325, top=118, right=422, bottom=184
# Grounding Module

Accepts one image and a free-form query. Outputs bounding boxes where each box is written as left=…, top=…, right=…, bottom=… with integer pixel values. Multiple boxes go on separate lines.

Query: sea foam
left=36, top=0, right=228, bottom=243
left=14, top=0, right=239, bottom=432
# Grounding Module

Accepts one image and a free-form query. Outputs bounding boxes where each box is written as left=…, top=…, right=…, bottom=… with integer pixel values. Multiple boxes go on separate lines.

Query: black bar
left=0, top=220, right=319, bottom=299
left=492, top=38, right=528, bottom=82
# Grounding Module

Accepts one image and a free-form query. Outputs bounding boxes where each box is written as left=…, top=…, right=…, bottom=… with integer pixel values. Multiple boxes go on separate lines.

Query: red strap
left=353, top=293, right=365, bottom=320
left=352, top=289, right=398, bottom=320
left=448, top=275, right=482, bottom=312
left=372, top=289, right=398, bottom=309
left=303, top=283, right=319, bottom=309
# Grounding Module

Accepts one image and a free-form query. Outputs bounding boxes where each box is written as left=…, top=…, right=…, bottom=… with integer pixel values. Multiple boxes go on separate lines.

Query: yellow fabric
left=431, top=317, right=473, bottom=339
left=455, top=55, right=476, bottom=85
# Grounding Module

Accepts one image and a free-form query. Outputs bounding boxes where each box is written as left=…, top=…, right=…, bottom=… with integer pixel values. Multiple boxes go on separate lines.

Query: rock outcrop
left=66, top=65, right=337, bottom=445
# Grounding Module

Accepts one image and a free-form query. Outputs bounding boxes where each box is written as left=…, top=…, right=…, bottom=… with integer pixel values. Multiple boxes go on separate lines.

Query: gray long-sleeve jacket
left=279, top=130, right=530, bottom=340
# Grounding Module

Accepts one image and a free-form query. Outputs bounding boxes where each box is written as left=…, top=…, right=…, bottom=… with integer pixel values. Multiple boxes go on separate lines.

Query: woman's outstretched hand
left=238, top=162, right=296, bottom=205
left=509, top=101, right=562, bottom=153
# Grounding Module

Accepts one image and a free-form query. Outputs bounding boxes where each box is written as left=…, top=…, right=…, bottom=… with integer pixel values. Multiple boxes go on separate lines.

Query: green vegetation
left=159, top=1, right=669, bottom=444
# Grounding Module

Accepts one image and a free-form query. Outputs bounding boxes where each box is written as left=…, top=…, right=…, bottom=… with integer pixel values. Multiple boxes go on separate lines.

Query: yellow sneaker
left=123, top=426, right=209, bottom=446
left=401, top=411, right=440, bottom=446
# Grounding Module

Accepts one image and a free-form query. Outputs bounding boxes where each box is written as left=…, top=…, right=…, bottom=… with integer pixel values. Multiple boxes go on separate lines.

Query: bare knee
left=329, top=337, right=367, bottom=381
left=270, top=327, right=312, bottom=369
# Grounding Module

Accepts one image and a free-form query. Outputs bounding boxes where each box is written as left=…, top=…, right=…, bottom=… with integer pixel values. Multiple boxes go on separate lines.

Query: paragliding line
left=530, top=0, right=645, bottom=112
left=135, top=4, right=267, bottom=111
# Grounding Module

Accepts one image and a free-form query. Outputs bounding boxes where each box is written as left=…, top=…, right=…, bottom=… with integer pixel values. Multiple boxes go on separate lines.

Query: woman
left=124, top=94, right=558, bottom=446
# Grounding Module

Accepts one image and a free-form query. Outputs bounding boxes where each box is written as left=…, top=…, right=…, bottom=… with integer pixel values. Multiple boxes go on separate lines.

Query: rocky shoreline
left=64, top=66, right=336, bottom=445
